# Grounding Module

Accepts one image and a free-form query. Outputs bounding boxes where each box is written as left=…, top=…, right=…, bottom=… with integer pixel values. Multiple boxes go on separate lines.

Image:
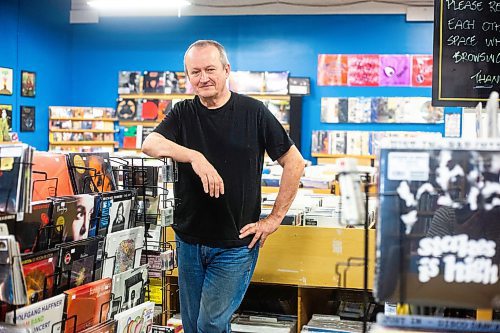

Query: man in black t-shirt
left=142, top=40, right=304, bottom=333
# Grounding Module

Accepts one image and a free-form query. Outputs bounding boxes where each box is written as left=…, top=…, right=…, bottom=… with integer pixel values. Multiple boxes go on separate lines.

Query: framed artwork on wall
left=20, top=106, right=35, bottom=132
left=21, top=71, right=36, bottom=97
left=0, top=67, right=13, bottom=96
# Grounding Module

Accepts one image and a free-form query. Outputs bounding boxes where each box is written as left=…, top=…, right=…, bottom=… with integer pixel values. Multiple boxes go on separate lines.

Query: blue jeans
left=176, top=237, right=259, bottom=333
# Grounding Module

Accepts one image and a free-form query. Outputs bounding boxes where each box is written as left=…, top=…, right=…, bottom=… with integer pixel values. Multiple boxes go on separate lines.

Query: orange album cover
left=64, top=278, right=112, bottom=333
left=317, top=54, right=348, bottom=86
left=32, top=152, right=74, bottom=201
left=411, top=55, right=433, bottom=87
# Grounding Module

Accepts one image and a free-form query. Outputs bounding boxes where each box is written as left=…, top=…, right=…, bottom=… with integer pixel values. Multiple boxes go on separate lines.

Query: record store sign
left=432, top=0, right=500, bottom=106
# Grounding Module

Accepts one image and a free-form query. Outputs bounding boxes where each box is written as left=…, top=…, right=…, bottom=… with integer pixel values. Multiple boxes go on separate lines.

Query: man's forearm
left=142, top=132, right=200, bottom=163
left=269, top=149, right=304, bottom=224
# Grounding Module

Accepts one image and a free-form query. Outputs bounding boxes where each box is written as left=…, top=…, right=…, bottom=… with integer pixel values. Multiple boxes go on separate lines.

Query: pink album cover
left=411, top=55, right=433, bottom=87
left=379, top=55, right=411, bottom=86
left=317, top=54, right=348, bottom=86
left=347, top=55, right=380, bottom=86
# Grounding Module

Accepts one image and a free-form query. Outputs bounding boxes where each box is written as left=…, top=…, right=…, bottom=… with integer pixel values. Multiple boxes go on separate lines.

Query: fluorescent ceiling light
left=87, top=0, right=191, bottom=11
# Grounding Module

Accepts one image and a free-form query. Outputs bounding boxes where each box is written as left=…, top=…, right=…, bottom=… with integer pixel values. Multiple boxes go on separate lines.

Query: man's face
left=185, top=45, right=229, bottom=99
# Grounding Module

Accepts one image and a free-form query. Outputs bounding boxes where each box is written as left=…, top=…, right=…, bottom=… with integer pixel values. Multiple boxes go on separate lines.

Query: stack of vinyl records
left=231, top=313, right=297, bottom=333
left=300, top=314, right=371, bottom=332
left=0, top=232, right=28, bottom=305
left=0, top=144, right=34, bottom=217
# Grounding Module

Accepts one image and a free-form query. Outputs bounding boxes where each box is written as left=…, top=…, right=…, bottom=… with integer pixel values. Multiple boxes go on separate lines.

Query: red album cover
left=32, top=152, right=74, bottom=201
left=141, top=99, right=159, bottom=120
left=64, top=278, right=112, bottom=333
left=22, top=249, right=59, bottom=304
left=411, top=55, right=433, bottom=87
left=317, top=54, right=348, bottom=86
left=347, top=54, right=380, bottom=86
left=123, top=137, right=137, bottom=150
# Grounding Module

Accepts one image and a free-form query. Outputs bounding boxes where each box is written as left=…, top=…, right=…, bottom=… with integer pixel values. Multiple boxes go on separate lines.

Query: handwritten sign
left=432, top=0, right=500, bottom=106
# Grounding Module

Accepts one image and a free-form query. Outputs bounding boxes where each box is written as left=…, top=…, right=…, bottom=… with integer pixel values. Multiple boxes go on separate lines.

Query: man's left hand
left=239, top=216, right=281, bottom=249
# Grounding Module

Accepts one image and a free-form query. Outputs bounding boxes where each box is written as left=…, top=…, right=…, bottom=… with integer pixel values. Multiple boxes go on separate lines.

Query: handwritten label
left=433, top=0, right=500, bottom=106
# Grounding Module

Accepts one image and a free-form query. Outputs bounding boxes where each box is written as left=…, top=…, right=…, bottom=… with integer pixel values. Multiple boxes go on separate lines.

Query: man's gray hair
left=184, top=40, right=230, bottom=74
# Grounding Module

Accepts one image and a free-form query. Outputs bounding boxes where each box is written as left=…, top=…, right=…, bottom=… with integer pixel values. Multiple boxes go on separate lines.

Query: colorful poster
left=379, top=55, right=411, bottom=86
left=411, top=55, right=433, bottom=87
left=317, top=54, right=348, bottom=86
left=0, top=67, right=13, bottom=95
left=347, top=55, right=380, bottom=86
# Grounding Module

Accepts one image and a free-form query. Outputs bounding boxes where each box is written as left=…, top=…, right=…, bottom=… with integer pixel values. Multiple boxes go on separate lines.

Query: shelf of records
left=118, top=70, right=290, bottom=96
left=311, top=130, right=443, bottom=157
left=321, top=97, right=445, bottom=124
left=0, top=144, right=180, bottom=332
left=116, top=95, right=291, bottom=127
left=49, top=106, right=119, bottom=152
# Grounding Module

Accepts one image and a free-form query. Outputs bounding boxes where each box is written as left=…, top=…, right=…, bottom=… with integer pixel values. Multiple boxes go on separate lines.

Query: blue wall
left=3, top=4, right=444, bottom=159
left=0, top=0, right=71, bottom=151
left=69, top=14, right=440, bottom=160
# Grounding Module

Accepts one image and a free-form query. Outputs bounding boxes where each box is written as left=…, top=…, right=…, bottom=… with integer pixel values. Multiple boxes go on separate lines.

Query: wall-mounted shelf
left=50, top=129, right=116, bottom=133
left=49, top=141, right=116, bottom=146
left=50, top=117, right=117, bottom=122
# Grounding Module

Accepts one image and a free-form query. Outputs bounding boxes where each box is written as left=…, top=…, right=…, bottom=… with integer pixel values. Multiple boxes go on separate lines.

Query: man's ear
left=224, top=63, right=231, bottom=78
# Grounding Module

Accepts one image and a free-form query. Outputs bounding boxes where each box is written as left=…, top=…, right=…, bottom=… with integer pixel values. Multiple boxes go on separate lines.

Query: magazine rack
left=110, top=155, right=179, bottom=325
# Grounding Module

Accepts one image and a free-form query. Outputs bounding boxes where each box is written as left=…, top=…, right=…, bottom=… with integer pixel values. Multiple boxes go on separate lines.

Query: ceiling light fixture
left=87, top=0, right=191, bottom=12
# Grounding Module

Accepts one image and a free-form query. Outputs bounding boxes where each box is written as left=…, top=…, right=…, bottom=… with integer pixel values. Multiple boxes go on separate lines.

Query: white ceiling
left=70, top=0, right=434, bottom=23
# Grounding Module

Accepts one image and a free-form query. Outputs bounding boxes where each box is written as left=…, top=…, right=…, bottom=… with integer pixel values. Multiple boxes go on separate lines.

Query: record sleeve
left=56, top=236, right=105, bottom=293
left=107, top=190, right=134, bottom=234
left=67, top=152, right=117, bottom=194
left=375, top=139, right=500, bottom=309
left=102, top=227, right=145, bottom=278
left=51, top=194, right=94, bottom=243
left=21, top=200, right=52, bottom=253
left=32, top=152, right=74, bottom=201
left=5, top=293, right=65, bottom=333
left=21, top=248, right=59, bottom=304
left=64, top=278, right=112, bottom=333
left=114, top=301, right=155, bottom=333
left=0, top=145, right=25, bottom=214
left=143, top=71, right=165, bottom=93
left=264, top=71, right=289, bottom=95
left=20, top=106, right=35, bottom=132
left=118, top=71, right=141, bottom=94
left=116, top=99, right=137, bottom=121
left=110, top=264, right=148, bottom=318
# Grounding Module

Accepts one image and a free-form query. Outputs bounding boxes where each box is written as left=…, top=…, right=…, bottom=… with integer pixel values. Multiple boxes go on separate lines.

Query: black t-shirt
left=153, top=92, right=293, bottom=247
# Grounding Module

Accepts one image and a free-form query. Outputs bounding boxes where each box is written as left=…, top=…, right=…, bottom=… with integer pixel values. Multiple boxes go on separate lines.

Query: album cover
left=143, top=71, right=165, bottom=93
left=348, top=97, right=372, bottom=123
left=20, top=106, right=35, bottom=132
left=98, top=194, right=113, bottom=237
left=0, top=67, right=13, bottom=95
left=14, top=200, right=51, bottom=253
left=118, top=71, right=141, bottom=94
left=67, top=152, right=117, bottom=194
left=347, top=54, right=380, bottom=86
left=372, top=97, right=393, bottom=123
left=379, top=55, right=411, bottom=86
left=157, top=99, right=172, bottom=122
left=345, top=131, right=363, bottom=155
left=32, top=151, right=74, bottom=201
left=139, top=99, right=159, bottom=120
left=0, top=145, right=27, bottom=214
left=110, top=264, right=148, bottom=318
left=0, top=104, right=12, bottom=131
left=411, top=55, right=433, bottom=87
left=64, top=278, right=112, bottom=333
left=320, top=98, right=339, bottom=123
left=116, top=98, right=137, bottom=121
left=174, top=71, right=193, bottom=93
left=50, top=194, right=94, bottom=243
left=88, top=193, right=102, bottom=238
left=317, top=54, right=348, bottom=86
left=264, top=71, right=289, bottom=95
left=20, top=71, right=36, bottom=97
left=330, top=131, right=347, bottom=155
left=6, top=294, right=65, bottom=333
left=141, top=126, right=155, bottom=145
left=140, top=250, right=162, bottom=279
left=136, top=195, right=160, bottom=225
left=264, top=99, right=290, bottom=125
left=375, top=139, right=500, bottom=309
left=56, top=236, right=105, bottom=292
left=123, top=165, right=159, bottom=197
left=102, top=227, right=145, bottom=278
left=311, top=131, right=329, bottom=154
left=229, top=71, right=265, bottom=94
left=114, top=301, right=155, bottom=333
left=21, top=248, right=59, bottom=304
left=0, top=234, right=28, bottom=305
left=107, top=190, right=134, bottom=234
